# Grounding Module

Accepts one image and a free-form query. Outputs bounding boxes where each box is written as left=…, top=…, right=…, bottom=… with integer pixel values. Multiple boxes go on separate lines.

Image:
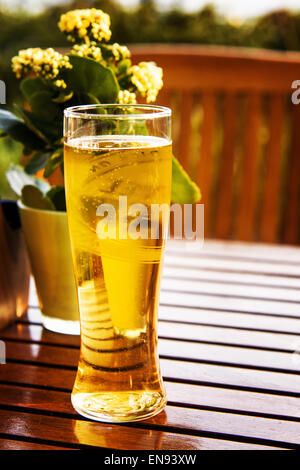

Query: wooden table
left=0, top=240, right=300, bottom=451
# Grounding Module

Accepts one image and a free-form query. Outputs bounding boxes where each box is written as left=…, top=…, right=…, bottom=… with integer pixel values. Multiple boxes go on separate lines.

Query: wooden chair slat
left=177, top=91, right=193, bottom=172
left=260, top=94, right=285, bottom=243
left=197, top=92, right=216, bottom=237
left=215, top=92, right=238, bottom=239
left=156, top=89, right=172, bottom=108
left=236, top=93, right=261, bottom=241
left=283, top=103, right=300, bottom=244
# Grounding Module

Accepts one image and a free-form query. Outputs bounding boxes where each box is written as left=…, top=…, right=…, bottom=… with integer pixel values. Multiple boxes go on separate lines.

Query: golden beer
left=64, top=128, right=172, bottom=422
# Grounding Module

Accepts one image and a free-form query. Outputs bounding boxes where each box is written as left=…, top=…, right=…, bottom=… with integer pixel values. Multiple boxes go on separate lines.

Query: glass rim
left=64, top=103, right=171, bottom=120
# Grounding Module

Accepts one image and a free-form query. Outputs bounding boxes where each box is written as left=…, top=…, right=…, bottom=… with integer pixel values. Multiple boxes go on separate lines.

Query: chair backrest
left=131, top=45, right=300, bottom=244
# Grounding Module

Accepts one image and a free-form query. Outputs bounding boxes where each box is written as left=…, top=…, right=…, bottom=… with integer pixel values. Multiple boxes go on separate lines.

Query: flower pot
left=0, top=200, right=30, bottom=330
left=19, top=204, right=80, bottom=335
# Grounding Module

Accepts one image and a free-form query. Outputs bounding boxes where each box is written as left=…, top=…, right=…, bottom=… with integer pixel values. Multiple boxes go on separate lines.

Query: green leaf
left=20, top=77, right=50, bottom=101
left=21, top=184, right=55, bottom=211
left=78, top=92, right=101, bottom=105
left=29, top=91, right=62, bottom=122
left=46, top=186, right=66, bottom=211
left=6, top=164, right=50, bottom=197
left=118, top=59, right=131, bottom=74
left=43, top=148, right=63, bottom=178
left=171, top=156, right=201, bottom=204
left=65, top=55, right=119, bottom=103
left=52, top=90, right=74, bottom=103
left=0, top=109, right=45, bottom=150
left=24, top=151, right=51, bottom=175
left=14, top=104, right=62, bottom=144
left=21, top=77, right=73, bottom=105
left=13, top=104, right=51, bottom=144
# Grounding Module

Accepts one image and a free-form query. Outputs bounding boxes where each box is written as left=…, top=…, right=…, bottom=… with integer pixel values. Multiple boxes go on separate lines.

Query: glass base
left=41, top=314, right=80, bottom=335
left=71, top=391, right=166, bottom=423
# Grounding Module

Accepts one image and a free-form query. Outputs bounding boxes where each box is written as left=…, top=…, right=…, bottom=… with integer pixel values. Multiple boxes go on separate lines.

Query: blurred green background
left=1, top=0, right=300, bottom=198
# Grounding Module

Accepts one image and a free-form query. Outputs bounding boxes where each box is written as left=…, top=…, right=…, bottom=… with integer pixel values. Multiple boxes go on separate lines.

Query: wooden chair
left=131, top=45, right=300, bottom=244
left=0, top=202, right=30, bottom=330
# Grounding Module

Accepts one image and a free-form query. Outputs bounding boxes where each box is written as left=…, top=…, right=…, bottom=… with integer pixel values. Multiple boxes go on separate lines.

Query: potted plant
left=1, top=8, right=200, bottom=334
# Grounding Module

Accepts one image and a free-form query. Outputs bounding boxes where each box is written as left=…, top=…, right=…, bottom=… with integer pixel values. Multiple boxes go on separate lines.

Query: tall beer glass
left=64, top=104, right=172, bottom=422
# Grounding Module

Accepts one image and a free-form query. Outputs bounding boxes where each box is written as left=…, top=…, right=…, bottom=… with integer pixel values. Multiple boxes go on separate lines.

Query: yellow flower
left=130, top=61, right=163, bottom=103
left=110, top=43, right=131, bottom=62
left=71, top=42, right=103, bottom=62
left=118, top=90, right=137, bottom=104
left=54, top=79, right=67, bottom=89
left=11, top=48, right=72, bottom=89
left=58, top=9, right=111, bottom=43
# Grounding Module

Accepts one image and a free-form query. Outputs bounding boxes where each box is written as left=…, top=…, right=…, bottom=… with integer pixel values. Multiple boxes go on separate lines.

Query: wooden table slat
left=0, top=409, right=283, bottom=450
left=0, top=389, right=293, bottom=448
left=162, top=277, right=300, bottom=302
left=3, top=321, right=300, bottom=355
left=0, top=438, right=74, bottom=451
left=166, top=240, right=300, bottom=262
left=20, top=304, right=300, bottom=336
left=159, top=305, right=300, bottom=335
left=3, top=335, right=299, bottom=374
left=0, top=398, right=291, bottom=450
left=159, top=339, right=300, bottom=373
left=1, top=374, right=300, bottom=421
left=165, top=253, right=300, bottom=276
left=2, top=358, right=300, bottom=398
left=160, top=290, right=300, bottom=318
left=163, top=265, right=300, bottom=288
